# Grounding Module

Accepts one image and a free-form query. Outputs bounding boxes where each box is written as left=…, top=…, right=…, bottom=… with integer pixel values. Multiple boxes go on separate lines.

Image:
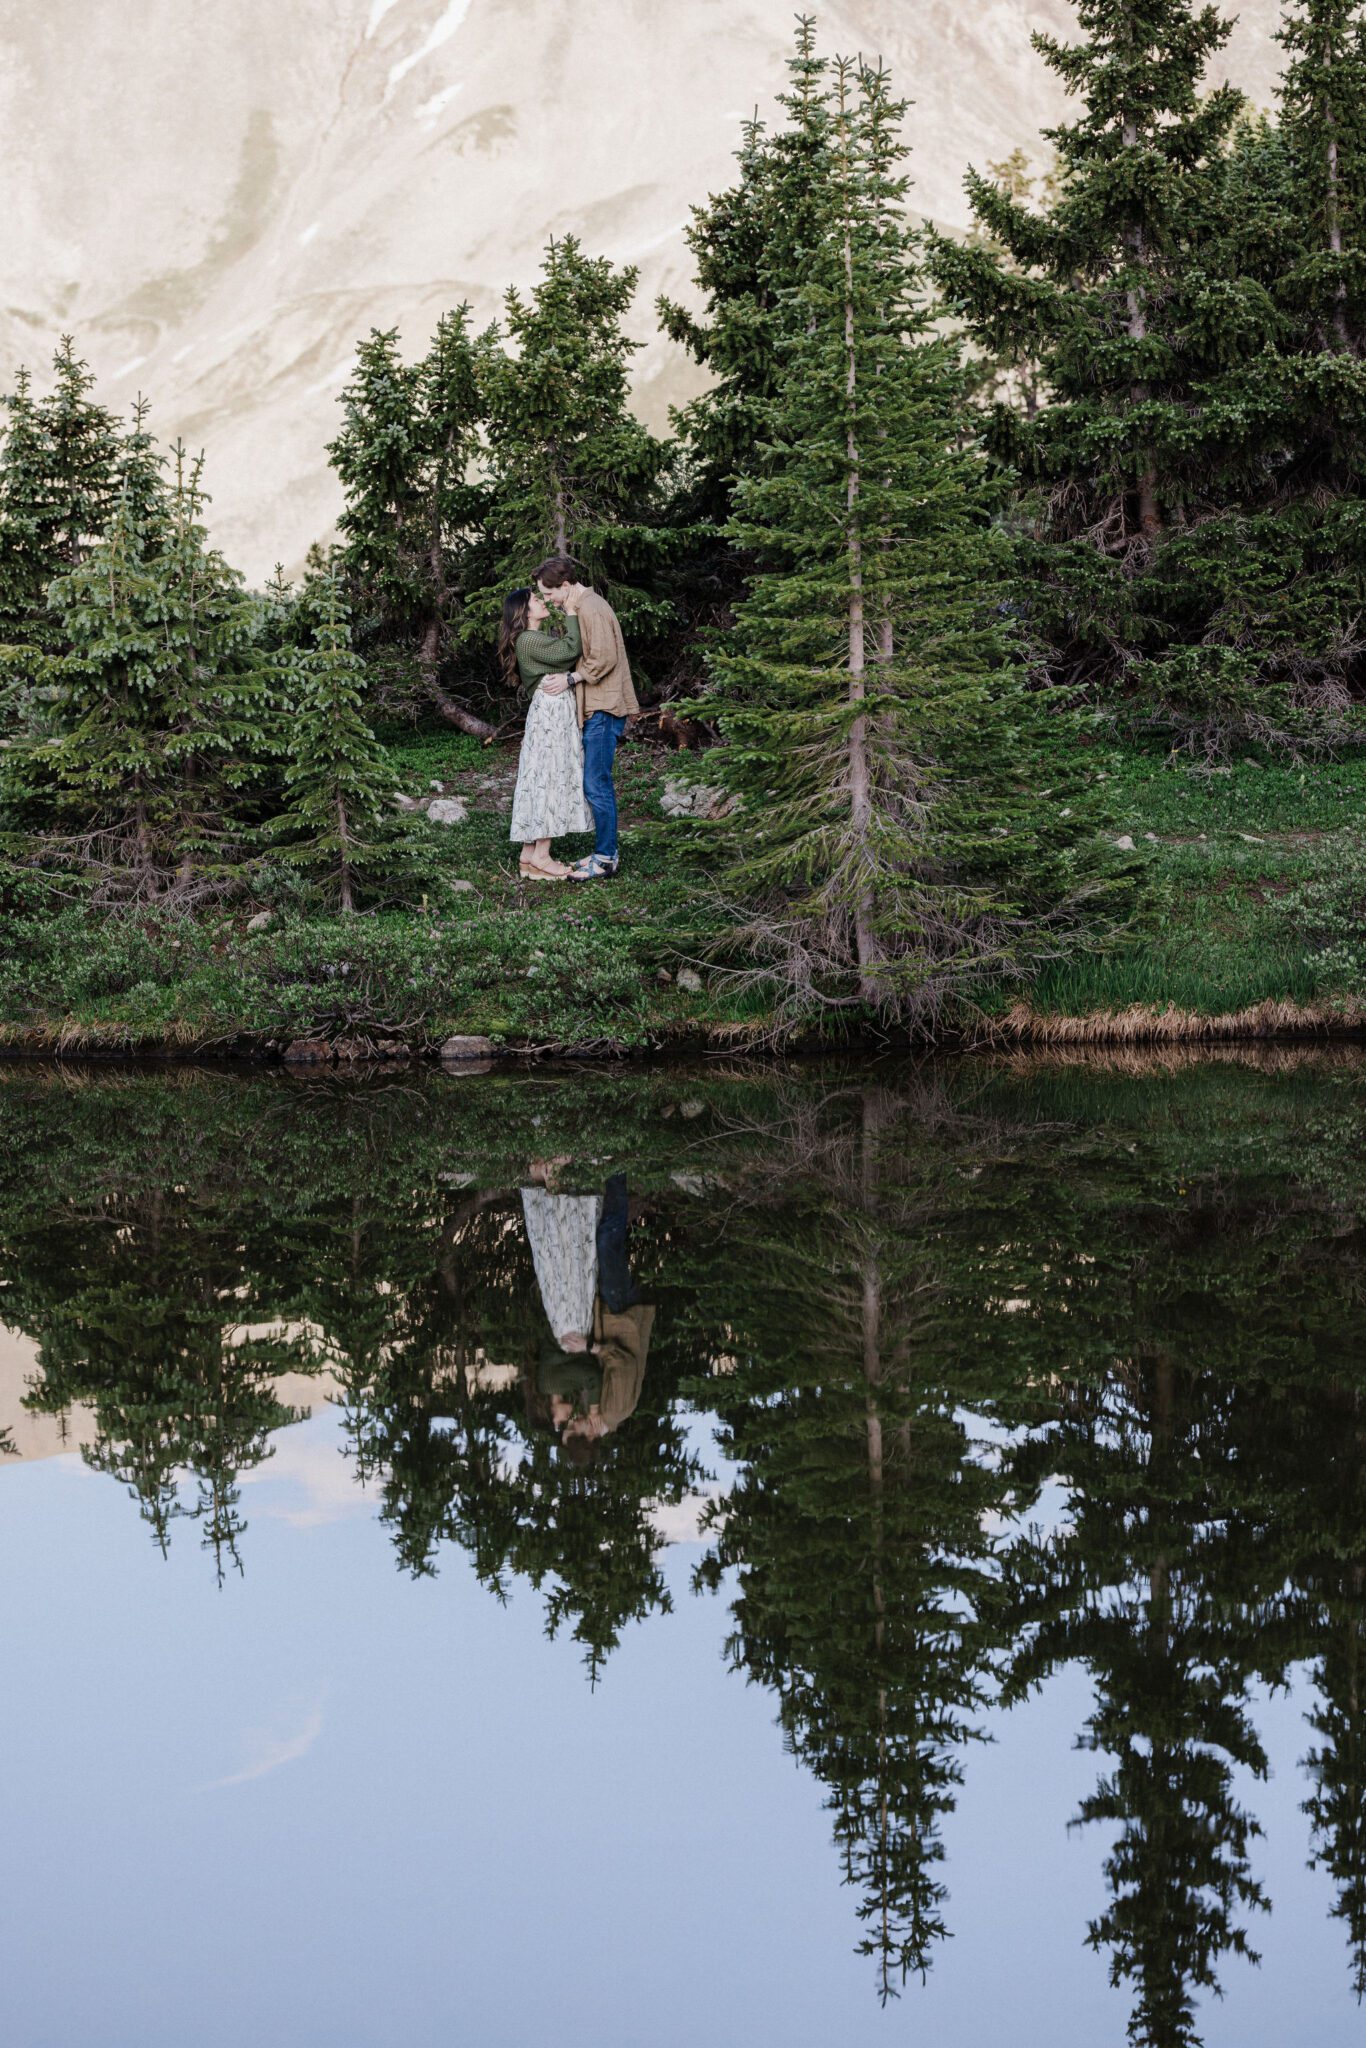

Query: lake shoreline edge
left=0, top=991, right=1362, bottom=1066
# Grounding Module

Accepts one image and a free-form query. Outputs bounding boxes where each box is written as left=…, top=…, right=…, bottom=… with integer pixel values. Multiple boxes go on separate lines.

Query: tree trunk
left=337, top=797, right=354, bottom=914
left=844, top=225, right=878, bottom=1006
left=552, top=457, right=569, bottom=555
left=419, top=613, right=443, bottom=700
left=1324, top=43, right=1352, bottom=350
left=1122, top=118, right=1162, bottom=542
left=429, top=688, right=495, bottom=740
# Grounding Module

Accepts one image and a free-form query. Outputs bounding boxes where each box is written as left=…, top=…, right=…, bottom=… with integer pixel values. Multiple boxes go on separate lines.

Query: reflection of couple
left=521, top=1171, right=654, bottom=1461
left=499, top=555, right=638, bottom=885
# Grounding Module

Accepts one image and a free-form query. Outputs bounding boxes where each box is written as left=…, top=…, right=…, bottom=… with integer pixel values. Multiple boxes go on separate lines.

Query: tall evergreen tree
left=702, top=49, right=1122, bottom=1025
left=933, top=0, right=1366, bottom=753
left=658, top=19, right=837, bottom=528
left=475, top=237, right=674, bottom=663
left=328, top=312, right=494, bottom=734
left=1277, top=0, right=1366, bottom=351
left=41, top=336, right=123, bottom=568
left=266, top=575, right=424, bottom=912
left=0, top=340, right=122, bottom=653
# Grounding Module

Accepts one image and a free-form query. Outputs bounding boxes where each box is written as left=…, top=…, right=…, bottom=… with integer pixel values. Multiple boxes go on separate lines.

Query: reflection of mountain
left=0, top=0, right=1283, bottom=580
left=0, top=1319, right=341, bottom=1467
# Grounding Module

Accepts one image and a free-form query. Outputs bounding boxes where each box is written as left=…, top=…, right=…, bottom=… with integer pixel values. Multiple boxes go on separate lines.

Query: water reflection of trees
left=2, top=1058, right=1366, bottom=2039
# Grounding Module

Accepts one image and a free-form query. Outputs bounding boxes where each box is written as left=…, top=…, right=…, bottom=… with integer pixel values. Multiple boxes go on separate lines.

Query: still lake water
left=1, top=1051, right=1364, bottom=2048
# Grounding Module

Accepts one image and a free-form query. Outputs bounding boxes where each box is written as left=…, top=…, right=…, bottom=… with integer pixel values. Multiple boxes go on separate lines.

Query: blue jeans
left=582, top=712, right=626, bottom=859
left=596, top=1174, right=640, bottom=1314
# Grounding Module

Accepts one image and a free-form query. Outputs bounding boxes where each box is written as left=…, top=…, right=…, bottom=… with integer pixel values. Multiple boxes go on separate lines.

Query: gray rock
left=676, top=968, right=704, bottom=995
left=449, top=879, right=477, bottom=894
left=440, top=1034, right=495, bottom=1062
left=426, top=797, right=469, bottom=826
left=661, top=779, right=733, bottom=820
left=393, top=793, right=422, bottom=812
left=246, top=909, right=273, bottom=931
left=1113, top=834, right=1136, bottom=851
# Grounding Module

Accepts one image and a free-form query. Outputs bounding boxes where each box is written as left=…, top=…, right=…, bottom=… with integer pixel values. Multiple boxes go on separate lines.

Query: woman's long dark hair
left=498, top=588, right=532, bottom=694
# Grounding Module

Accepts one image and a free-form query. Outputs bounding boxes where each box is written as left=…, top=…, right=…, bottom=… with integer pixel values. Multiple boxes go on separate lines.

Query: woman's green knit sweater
left=515, top=616, right=582, bottom=688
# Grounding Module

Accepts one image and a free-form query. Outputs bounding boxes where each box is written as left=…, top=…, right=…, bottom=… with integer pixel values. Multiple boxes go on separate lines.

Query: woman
left=501, top=588, right=593, bottom=881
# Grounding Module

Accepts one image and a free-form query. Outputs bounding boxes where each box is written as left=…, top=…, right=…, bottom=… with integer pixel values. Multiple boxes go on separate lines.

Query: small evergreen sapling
left=267, top=577, right=422, bottom=913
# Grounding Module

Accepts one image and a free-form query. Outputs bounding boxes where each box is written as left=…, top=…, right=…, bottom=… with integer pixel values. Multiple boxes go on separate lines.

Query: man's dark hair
left=535, top=555, right=584, bottom=590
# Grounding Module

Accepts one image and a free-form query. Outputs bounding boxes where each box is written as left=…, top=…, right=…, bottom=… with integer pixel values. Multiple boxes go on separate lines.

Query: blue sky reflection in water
left=0, top=1055, right=1363, bottom=2048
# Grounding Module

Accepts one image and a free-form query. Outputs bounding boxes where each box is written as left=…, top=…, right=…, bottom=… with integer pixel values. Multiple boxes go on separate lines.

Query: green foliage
left=658, top=21, right=839, bottom=528
left=2, top=439, right=267, bottom=903
left=265, top=575, right=429, bottom=911
left=701, top=37, right=1132, bottom=1024
left=932, top=0, right=1366, bottom=754
left=0, top=340, right=123, bottom=652
left=328, top=311, right=492, bottom=718
left=473, top=237, right=676, bottom=664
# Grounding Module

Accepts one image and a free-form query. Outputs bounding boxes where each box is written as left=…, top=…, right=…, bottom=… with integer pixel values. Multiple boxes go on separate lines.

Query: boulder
left=1113, top=834, right=1136, bottom=851
left=426, top=797, right=469, bottom=826
left=441, top=1034, right=495, bottom=1062
left=246, top=909, right=273, bottom=931
left=676, top=967, right=704, bottom=995
left=282, top=1039, right=333, bottom=1065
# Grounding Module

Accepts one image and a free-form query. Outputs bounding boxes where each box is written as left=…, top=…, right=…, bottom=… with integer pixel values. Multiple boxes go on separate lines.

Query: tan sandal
left=519, top=859, right=567, bottom=883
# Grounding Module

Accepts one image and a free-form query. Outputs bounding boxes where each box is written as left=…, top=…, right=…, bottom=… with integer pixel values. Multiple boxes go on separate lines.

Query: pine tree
left=930, top=0, right=1366, bottom=753
left=474, top=237, right=674, bottom=667
left=8, top=437, right=266, bottom=901
left=328, top=313, right=494, bottom=735
left=658, top=19, right=838, bottom=528
left=1278, top=0, right=1366, bottom=351
left=41, top=336, right=123, bottom=568
left=0, top=368, right=56, bottom=646
left=0, top=340, right=122, bottom=653
left=703, top=51, right=1123, bottom=1025
left=266, top=575, right=422, bottom=912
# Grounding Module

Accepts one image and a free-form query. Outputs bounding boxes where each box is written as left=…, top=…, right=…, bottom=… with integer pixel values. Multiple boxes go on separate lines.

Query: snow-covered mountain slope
left=0, top=0, right=1282, bottom=580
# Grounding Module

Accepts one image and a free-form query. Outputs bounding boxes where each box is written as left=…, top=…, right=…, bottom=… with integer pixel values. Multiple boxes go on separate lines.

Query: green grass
left=1023, top=743, right=1366, bottom=1019
left=1101, top=743, right=1366, bottom=838
left=2, top=729, right=1362, bottom=1050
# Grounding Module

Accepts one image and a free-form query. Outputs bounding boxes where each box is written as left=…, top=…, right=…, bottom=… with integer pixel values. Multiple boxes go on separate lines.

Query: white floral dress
left=521, top=1188, right=602, bottom=1346
left=509, top=622, right=594, bottom=844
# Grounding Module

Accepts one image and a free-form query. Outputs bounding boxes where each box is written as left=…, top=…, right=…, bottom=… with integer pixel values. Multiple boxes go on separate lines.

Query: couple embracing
left=499, top=555, right=638, bottom=883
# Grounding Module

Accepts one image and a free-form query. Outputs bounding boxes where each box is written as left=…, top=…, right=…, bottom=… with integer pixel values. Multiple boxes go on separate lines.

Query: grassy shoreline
left=3, top=729, right=1363, bottom=1060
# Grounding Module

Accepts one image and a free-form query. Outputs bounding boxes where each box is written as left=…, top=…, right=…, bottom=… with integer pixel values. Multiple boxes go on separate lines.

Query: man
left=535, top=1173, right=655, bottom=1462
left=535, top=556, right=638, bottom=880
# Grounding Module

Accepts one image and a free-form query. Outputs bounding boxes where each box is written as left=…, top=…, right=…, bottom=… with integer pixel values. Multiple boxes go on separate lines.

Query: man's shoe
left=570, top=853, right=619, bottom=881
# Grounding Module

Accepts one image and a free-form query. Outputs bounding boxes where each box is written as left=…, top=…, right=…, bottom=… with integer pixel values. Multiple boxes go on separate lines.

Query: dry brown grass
left=985, top=997, right=1366, bottom=1049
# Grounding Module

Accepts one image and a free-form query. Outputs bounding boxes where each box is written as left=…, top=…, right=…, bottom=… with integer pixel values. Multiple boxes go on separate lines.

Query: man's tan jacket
left=573, top=587, right=639, bottom=722
left=592, top=1304, right=656, bottom=1433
